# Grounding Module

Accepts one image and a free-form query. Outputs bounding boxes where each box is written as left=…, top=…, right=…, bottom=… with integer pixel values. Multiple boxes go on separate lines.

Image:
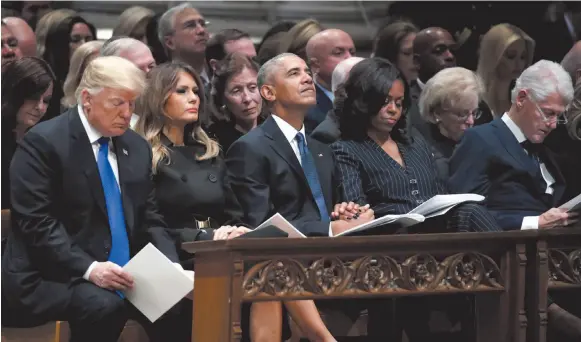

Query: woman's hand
left=331, top=202, right=371, bottom=221
left=213, top=226, right=251, bottom=240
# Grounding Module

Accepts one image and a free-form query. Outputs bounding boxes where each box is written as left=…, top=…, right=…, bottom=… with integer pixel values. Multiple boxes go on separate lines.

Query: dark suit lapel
left=112, top=135, right=135, bottom=233
left=492, top=119, right=540, bottom=181
left=69, top=108, right=108, bottom=219
left=261, top=116, right=311, bottom=191
left=315, top=83, right=333, bottom=113
left=307, top=137, right=333, bottom=210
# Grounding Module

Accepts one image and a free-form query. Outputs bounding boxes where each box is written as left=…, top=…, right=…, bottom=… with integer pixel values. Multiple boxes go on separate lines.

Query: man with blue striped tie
left=2, top=56, right=190, bottom=342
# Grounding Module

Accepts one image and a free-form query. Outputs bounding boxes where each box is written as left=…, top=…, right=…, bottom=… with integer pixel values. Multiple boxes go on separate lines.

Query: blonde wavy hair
left=567, top=83, right=581, bottom=141
left=477, top=24, right=535, bottom=116
left=112, top=6, right=154, bottom=41
left=278, top=18, right=323, bottom=61
left=135, top=62, right=219, bottom=173
left=62, top=40, right=104, bottom=107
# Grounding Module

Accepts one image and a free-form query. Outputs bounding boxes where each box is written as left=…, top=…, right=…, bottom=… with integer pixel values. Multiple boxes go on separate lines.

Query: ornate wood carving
left=548, top=248, right=581, bottom=286
left=242, top=253, right=504, bottom=298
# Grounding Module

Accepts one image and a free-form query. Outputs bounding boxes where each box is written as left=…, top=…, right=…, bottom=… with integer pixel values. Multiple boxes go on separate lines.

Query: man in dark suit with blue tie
left=2, top=57, right=190, bottom=342
left=449, top=60, right=581, bottom=338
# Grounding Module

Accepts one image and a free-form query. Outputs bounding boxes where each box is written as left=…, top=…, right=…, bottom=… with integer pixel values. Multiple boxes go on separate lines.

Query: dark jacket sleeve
left=10, top=131, right=94, bottom=277
left=224, top=138, right=272, bottom=228
left=141, top=143, right=181, bottom=263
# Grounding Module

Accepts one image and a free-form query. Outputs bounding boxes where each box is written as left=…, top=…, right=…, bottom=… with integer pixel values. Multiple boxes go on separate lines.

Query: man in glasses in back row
left=449, top=60, right=581, bottom=340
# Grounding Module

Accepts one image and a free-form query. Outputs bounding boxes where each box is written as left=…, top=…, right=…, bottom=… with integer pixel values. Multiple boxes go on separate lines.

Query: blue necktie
left=97, top=138, right=130, bottom=269
left=295, top=133, right=329, bottom=222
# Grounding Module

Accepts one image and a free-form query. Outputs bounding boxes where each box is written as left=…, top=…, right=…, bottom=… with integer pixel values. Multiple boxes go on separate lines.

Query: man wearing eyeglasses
left=158, top=3, right=211, bottom=88
left=449, top=59, right=581, bottom=339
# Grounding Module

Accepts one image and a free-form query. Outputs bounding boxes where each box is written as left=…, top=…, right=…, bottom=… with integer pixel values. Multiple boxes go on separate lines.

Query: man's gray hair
left=257, top=52, right=297, bottom=89
left=100, top=37, right=147, bottom=57
left=511, top=60, right=574, bottom=105
left=331, top=57, right=364, bottom=93
left=158, top=3, right=197, bottom=55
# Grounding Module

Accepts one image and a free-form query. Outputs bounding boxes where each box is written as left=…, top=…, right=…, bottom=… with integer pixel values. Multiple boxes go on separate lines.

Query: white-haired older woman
left=61, top=40, right=104, bottom=108
left=419, top=67, right=486, bottom=159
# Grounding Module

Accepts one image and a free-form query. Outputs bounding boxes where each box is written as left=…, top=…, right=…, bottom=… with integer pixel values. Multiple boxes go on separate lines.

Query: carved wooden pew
left=184, top=231, right=537, bottom=342
left=526, top=227, right=581, bottom=342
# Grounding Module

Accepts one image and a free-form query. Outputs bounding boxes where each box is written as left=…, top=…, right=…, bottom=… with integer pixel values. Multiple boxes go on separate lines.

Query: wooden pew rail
left=184, top=231, right=539, bottom=342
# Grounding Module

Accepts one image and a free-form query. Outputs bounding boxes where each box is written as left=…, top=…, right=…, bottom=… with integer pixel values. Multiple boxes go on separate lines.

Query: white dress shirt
left=78, top=105, right=120, bottom=279
left=272, top=114, right=307, bottom=166
left=79, top=106, right=184, bottom=280
left=501, top=113, right=556, bottom=230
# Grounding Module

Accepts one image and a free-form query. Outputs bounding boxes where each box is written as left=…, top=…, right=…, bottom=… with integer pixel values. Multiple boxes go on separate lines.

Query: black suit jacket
left=310, top=110, right=340, bottom=145
left=225, top=116, right=336, bottom=236
left=304, top=83, right=333, bottom=134
left=2, top=107, right=179, bottom=323
left=449, top=119, right=565, bottom=231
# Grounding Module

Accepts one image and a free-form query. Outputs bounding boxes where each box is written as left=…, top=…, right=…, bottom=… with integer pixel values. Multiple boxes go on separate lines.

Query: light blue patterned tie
left=97, top=137, right=130, bottom=269
left=295, top=133, right=329, bottom=222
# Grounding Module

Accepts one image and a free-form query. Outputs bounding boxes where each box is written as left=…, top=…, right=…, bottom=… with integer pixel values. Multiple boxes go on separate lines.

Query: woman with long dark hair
left=42, top=14, right=95, bottom=120
left=1, top=57, right=56, bottom=209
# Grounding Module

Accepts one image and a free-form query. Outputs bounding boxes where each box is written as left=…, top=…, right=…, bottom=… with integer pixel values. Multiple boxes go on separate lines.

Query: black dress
left=155, top=135, right=240, bottom=244
left=206, top=120, right=245, bottom=154
left=154, top=135, right=290, bottom=341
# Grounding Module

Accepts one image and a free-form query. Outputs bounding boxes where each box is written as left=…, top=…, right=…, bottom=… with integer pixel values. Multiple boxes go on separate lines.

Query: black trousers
left=66, top=282, right=192, bottom=342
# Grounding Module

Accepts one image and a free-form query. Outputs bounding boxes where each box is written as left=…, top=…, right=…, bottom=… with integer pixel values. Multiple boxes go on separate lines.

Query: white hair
left=257, top=52, right=297, bottom=89
left=511, top=60, right=574, bottom=105
left=331, top=57, right=364, bottom=93
left=158, top=3, right=197, bottom=56
left=419, top=67, right=484, bottom=123
left=100, top=37, right=147, bottom=57
left=75, top=56, right=146, bottom=104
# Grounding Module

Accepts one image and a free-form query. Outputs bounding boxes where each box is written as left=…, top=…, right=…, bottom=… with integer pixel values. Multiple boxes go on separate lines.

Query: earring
left=221, top=105, right=226, bottom=111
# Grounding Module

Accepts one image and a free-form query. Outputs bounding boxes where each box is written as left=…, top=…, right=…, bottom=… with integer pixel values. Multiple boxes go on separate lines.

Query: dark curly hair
left=335, top=57, right=411, bottom=143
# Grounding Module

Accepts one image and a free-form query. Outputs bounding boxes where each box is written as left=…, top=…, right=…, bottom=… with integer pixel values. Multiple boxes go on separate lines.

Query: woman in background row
left=42, top=13, right=95, bottom=120
left=477, top=23, right=535, bottom=117
left=1, top=57, right=56, bottom=209
left=112, top=6, right=154, bottom=43
left=207, top=52, right=268, bottom=152
left=61, top=40, right=103, bottom=108
left=418, top=67, right=485, bottom=179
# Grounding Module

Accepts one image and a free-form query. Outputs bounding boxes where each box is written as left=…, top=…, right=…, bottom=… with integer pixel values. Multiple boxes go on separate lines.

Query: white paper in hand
left=255, top=213, right=306, bottom=238
left=559, top=193, right=581, bottom=212
left=409, top=194, right=485, bottom=218
left=122, top=243, right=193, bottom=322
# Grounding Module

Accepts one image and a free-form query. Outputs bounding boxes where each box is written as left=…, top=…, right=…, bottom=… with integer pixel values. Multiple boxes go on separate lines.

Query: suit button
left=181, top=175, right=188, bottom=182
left=208, top=174, right=217, bottom=183
left=410, top=179, right=417, bottom=184
left=411, top=190, right=419, bottom=195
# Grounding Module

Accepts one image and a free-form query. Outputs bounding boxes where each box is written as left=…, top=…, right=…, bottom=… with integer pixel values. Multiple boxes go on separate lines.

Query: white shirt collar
left=501, top=112, right=527, bottom=143
left=78, top=105, right=103, bottom=144
left=416, top=78, right=425, bottom=90
left=271, top=114, right=306, bottom=144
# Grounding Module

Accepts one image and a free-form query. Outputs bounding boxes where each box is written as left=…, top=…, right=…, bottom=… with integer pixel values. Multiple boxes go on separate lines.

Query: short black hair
left=205, top=28, right=251, bottom=66
left=335, top=57, right=412, bottom=143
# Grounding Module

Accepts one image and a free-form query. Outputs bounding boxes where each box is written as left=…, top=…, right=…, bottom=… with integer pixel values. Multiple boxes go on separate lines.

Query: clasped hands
left=330, top=201, right=375, bottom=236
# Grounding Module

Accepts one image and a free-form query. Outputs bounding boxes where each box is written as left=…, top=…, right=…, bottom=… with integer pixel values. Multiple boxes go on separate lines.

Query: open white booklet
left=409, top=194, right=485, bottom=218
left=254, top=194, right=485, bottom=238
left=559, top=193, right=581, bottom=212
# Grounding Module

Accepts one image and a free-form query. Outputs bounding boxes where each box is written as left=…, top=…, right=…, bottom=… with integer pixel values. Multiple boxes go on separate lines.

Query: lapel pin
left=318, top=153, right=323, bottom=157
left=123, top=149, right=128, bottom=156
